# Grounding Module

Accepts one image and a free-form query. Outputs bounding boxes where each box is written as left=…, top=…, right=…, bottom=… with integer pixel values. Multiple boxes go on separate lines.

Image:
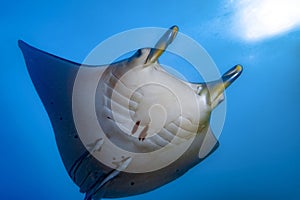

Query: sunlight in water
left=235, top=0, right=300, bottom=41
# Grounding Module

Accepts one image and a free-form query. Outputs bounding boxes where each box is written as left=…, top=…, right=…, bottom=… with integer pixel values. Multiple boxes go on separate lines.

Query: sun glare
left=235, top=0, right=300, bottom=41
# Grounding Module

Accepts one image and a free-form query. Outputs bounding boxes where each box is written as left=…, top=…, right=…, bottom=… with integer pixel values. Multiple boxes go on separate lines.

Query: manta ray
left=19, top=26, right=242, bottom=200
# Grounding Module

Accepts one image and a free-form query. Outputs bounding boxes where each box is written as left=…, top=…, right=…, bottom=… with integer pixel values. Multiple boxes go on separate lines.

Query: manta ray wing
left=18, top=40, right=114, bottom=198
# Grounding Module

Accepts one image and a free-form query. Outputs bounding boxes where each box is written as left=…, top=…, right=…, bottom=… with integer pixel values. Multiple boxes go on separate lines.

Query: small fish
left=19, top=25, right=242, bottom=200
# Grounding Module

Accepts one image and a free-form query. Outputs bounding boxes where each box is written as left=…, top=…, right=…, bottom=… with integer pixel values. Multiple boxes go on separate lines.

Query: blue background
left=1, top=1, right=300, bottom=199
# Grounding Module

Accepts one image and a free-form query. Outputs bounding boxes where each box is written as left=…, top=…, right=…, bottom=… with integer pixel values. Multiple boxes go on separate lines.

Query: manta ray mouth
left=142, top=25, right=243, bottom=110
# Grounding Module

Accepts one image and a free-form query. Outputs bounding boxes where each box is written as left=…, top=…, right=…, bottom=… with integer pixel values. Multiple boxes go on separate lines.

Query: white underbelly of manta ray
left=100, top=62, right=202, bottom=149
left=19, top=25, right=243, bottom=200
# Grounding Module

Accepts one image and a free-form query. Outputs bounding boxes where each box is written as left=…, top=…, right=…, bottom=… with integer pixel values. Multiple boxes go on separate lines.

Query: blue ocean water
left=1, top=1, right=300, bottom=199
